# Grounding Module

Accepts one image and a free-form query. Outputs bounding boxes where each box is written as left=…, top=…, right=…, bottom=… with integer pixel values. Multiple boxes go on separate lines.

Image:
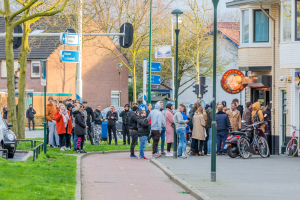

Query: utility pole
left=148, top=0, right=153, bottom=104
left=42, top=60, right=47, bottom=154
left=76, top=0, right=83, bottom=102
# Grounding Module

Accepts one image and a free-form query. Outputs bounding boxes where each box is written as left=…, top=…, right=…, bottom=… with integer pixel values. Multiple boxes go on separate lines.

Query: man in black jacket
left=233, top=98, right=244, bottom=117
left=83, top=101, right=95, bottom=145
left=119, top=104, right=130, bottom=145
left=137, top=110, right=149, bottom=159
left=94, top=105, right=105, bottom=145
left=128, top=106, right=139, bottom=158
left=26, top=104, right=36, bottom=131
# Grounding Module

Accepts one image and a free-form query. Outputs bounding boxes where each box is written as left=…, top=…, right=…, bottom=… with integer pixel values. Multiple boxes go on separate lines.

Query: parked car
left=0, top=111, right=17, bottom=158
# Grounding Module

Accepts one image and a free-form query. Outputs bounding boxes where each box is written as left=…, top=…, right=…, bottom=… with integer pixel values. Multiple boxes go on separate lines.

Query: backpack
left=253, top=110, right=260, bottom=122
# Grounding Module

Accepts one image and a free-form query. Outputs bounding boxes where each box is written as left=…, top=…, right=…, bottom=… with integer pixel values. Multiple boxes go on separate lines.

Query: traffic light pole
left=148, top=0, right=153, bottom=104
left=42, top=60, right=47, bottom=154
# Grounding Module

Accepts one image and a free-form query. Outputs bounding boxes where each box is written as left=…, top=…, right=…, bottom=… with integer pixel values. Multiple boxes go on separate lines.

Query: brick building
left=227, top=0, right=300, bottom=155
left=0, top=16, right=128, bottom=111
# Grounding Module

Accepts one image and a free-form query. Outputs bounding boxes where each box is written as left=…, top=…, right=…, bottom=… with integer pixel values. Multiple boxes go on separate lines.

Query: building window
left=296, top=0, right=300, bottom=40
left=254, top=9, right=269, bottom=42
left=31, top=61, right=40, bottom=77
left=242, top=10, right=249, bottom=43
left=282, top=1, right=292, bottom=41
left=1, top=61, right=6, bottom=78
left=111, top=91, right=120, bottom=107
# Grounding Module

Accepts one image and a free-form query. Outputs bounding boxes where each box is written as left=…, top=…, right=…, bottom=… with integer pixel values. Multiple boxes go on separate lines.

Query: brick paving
left=81, top=152, right=195, bottom=200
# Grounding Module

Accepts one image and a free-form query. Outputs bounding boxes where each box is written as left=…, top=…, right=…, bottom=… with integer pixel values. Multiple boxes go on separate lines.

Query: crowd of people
left=2, top=95, right=270, bottom=158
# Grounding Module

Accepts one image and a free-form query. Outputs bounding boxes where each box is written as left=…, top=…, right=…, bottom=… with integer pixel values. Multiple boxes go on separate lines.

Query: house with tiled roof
left=179, top=22, right=245, bottom=107
left=0, top=16, right=128, bottom=115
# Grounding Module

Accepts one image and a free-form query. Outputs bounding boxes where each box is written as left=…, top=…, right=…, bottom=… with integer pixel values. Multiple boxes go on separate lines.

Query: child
left=137, top=110, right=149, bottom=159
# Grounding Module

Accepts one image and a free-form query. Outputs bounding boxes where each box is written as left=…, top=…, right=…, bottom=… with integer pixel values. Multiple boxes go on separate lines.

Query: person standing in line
left=119, top=104, right=130, bottom=145
left=173, top=105, right=189, bottom=159
left=251, top=102, right=265, bottom=132
left=46, top=97, right=59, bottom=148
left=192, top=106, right=206, bottom=156
left=72, top=103, right=79, bottom=151
left=216, top=105, right=232, bottom=155
left=106, top=105, right=118, bottom=145
left=242, top=102, right=253, bottom=126
left=137, top=110, right=149, bottom=159
left=233, top=98, right=244, bottom=117
left=204, top=102, right=213, bottom=155
left=165, top=103, right=174, bottom=157
left=74, top=104, right=87, bottom=153
left=94, top=105, right=104, bottom=145
left=26, top=104, right=36, bottom=131
left=226, top=102, right=241, bottom=131
left=263, top=104, right=271, bottom=133
left=188, top=102, right=201, bottom=155
left=67, top=103, right=73, bottom=148
left=83, top=101, right=95, bottom=145
left=128, top=106, right=139, bottom=158
left=54, top=104, right=73, bottom=151
left=156, top=101, right=166, bottom=154
left=2, top=104, right=8, bottom=124
left=146, top=103, right=152, bottom=147
left=147, top=101, right=162, bottom=157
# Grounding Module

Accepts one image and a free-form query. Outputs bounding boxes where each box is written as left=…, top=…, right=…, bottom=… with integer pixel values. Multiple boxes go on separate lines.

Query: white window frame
left=280, top=0, right=296, bottom=43
left=239, top=5, right=272, bottom=48
left=31, top=60, right=41, bottom=78
left=111, top=91, right=120, bottom=107
left=1, top=60, right=7, bottom=78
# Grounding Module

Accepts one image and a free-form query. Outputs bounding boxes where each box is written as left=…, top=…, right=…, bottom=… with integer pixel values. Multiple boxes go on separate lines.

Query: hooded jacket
left=94, top=109, right=103, bottom=125
left=26, top=107, right=36, bottom=119
left=160, top=109, right=166, bottom=128
left=84, top=106, right=94, bottom=125
left=137, top=116, right=149, bottom=137
left=251, top=102, right=265, bottom=132
left=73, top=110, right=86, bottom=136
left=173, top=110, right=186, bottom=130
left=128, top=111, right=138, bottom=130
left=147, top=102, right=162, bottom=132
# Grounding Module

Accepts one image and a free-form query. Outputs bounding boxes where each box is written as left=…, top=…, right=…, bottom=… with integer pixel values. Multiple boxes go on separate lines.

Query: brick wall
left=238, top=47, right=272, bottom=67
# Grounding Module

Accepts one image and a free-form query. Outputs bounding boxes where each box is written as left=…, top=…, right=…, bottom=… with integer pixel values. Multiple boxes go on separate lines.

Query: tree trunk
left=4, top=17, right=18, bottom=134
left=17, top=20, right=30, bottom=139
left=133, top=69, right=136, bottom=103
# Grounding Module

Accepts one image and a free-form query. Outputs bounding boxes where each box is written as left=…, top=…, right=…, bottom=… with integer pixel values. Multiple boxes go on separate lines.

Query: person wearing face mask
left=54, top=104, right=73, bottom=151
left=26, top=104, right=36, bottom=131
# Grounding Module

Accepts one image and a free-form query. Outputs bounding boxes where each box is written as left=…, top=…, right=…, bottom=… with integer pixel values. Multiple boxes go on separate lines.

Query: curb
left=150, top=158, right=212, bottom=200
left=20, top=151, right=33, bottom=161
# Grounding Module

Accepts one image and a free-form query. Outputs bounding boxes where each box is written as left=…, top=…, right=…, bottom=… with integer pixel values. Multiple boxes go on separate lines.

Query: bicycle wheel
left=285, top=138, right=299, bottom=158
left=258, top=137, right=269, bottom=158
left=238, top=137, right=250, bottom=159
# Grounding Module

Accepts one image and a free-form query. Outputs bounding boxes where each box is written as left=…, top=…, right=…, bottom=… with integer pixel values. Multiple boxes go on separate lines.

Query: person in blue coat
left=181, top=105, right=190, bottom=134
left=216, top=105, right=232, bottom=155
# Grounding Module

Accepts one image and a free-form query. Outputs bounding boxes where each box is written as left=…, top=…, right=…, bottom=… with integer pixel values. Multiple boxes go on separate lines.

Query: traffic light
left=14, top=75, right=19, bottom=90
left=13, top=25, right=22, bottom=49
left=200, top=76, right=208, bottom=98
left=193, top=84, right=199, bottom=95
left=120, top=23, right=133, bottom=48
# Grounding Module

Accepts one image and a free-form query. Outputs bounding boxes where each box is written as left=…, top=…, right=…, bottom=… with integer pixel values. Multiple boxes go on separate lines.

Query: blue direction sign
left=59, top=50, right=79, bottom=63
left=139, top=104, right=147, bottom=111
left=147, top=62, right=161, bottom=72
left=60, top=33, right=79, bottom=46
left=147, top=75, right=161, bottom=85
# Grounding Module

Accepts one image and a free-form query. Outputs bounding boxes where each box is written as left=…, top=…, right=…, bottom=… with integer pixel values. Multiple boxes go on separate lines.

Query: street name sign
left=59, top=50, right=79, bottom=63
left=60, top=33, right=79, bottom=46
left=147, top=62, right=161, bottom=72
left=147, top=75, right=161, bottom=85
left=41, top=79, right=46, bottom=86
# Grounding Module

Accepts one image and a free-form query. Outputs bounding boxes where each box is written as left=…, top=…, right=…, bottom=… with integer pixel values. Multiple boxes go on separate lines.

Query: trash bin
left=101, top=121, right=107, bottom=142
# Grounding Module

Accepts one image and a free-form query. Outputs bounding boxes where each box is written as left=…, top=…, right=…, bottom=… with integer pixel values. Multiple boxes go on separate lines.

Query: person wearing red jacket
left=54, top=103, right=73, bottom=151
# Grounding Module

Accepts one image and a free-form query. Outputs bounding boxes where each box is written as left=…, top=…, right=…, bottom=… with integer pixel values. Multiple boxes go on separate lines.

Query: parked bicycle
left=285, top=125, right=299, bottom=158
left=238, top=121, right=270, bottom=159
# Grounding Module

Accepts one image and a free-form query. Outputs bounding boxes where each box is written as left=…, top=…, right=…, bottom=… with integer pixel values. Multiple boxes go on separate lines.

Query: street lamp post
left=211, top=0, right=219, bottom=182
left=118, top=63, right=123, bottom=107
left=171, top=9, right=183, bottom=159
left=148, top=0, right=153, bottom=104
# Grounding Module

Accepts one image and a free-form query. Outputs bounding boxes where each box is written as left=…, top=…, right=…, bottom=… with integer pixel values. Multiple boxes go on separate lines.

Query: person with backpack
left=251, top=102, right=265, bottom=132
left=26, top=104, right=36, bottom=131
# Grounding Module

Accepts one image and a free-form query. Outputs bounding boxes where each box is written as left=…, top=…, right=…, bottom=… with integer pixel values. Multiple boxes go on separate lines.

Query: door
left=281, top=90, right=287, bottom=153
left=252, top=87, right=270, bottom=107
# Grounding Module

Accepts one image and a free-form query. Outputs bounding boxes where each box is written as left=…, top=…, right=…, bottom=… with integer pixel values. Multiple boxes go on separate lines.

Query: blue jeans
left=176, top=128, right=186, bottom=156
left=139, top=136, right=148, bottom=158
left=207, top=128, right=212, bottom=153
left=157, top=128, right=166, bottom=153
left=217, top=131, right=228, bottom=153
left=73, top=134, right=78, bottom=150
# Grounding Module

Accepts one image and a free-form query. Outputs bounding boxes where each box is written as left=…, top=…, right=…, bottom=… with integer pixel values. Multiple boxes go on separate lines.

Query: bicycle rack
left=0, top=149, right=8, bottom=159
left=17, top=139, right=33, bottom=149
left=33, top=143, right=44, bottom=162
left=34, top=140, right=43, bottom=147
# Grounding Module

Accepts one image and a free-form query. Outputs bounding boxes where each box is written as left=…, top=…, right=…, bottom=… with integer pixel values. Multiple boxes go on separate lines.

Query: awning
left=239, top=66, right=271, bottom=71
left=248, top=75, right=272, bottom=87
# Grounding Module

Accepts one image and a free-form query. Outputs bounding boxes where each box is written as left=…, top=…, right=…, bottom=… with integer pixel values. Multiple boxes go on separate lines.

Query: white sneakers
left=65, top=147, right=71, bottom=150
left=60, top=146, right=71, bottom=151
left=60, top=147, right=65, bottom=151
left=182, top=150, right=189, bottom=158
left=147, top=143, right=152, bottom=147
left=166, top=152, right=173, bottom=157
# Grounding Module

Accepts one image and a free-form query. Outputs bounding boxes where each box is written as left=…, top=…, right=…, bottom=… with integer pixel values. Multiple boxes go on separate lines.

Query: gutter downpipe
left=260, top=4, right=275, bottom=155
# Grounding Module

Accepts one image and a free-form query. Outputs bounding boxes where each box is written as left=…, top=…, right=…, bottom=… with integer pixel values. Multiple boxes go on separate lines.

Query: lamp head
left=171, top=9, right=183, bottom=16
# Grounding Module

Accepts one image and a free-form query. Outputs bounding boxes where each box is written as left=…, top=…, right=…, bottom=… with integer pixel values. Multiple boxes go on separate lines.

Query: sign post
left=42, top=60, right=47, bottom=154
left=143, top=59, right=147, bottom=105
left=60, top=33, right=79, bottom=46
left=59, top=50, right=79, bottom=63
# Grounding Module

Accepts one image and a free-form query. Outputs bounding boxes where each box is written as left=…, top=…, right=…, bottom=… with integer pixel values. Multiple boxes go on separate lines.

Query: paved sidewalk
left=25, top=130, right=44, bottom=138
left=81, top=152, right=196, bottom=200
left=156, top=155, right=300, bottom=200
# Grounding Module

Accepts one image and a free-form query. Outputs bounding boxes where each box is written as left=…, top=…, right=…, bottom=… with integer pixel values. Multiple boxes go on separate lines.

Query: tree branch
left=10, top=0, right=38, bottom=20
left=179, top=81, right=196, bottom=96
left=0, top=10, right=4, bottom=16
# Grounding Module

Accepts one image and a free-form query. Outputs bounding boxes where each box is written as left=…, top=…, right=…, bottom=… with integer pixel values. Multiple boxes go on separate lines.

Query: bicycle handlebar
left=286, top=125, right=300, bottom=131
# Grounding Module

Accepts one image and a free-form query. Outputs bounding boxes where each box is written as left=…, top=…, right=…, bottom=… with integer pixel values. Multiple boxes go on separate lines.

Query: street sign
left=139, top=104, right=147, bottom=111
left=60, top=33, right=79, bottom=46
left=41, top=79, right=46, bottom=86
left=147, top=75, right=161, bottom=85
left=59, top=50, right=79, bottom=63
left=147, top=62, right=161, bottom=72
